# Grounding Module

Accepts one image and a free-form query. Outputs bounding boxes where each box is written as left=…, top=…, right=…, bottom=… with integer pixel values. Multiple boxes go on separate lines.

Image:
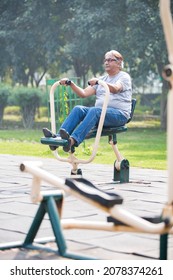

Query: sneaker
left=42, top=128, right=57, bottom=150
left=59, top=128, right=71, bottom=152
left=42, top=128, right=56, bottom=138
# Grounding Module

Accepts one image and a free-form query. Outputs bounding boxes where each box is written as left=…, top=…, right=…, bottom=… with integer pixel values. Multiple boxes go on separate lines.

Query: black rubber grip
left=65, top=80, right=71, bottom=85
left=88, top=81, right=98, bottom=86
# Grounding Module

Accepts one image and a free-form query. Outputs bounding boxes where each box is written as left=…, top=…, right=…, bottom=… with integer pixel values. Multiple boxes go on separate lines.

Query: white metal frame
left=160, top=0, right=173, bottom=204
left=48, top=80, right=124, bottom=172
left=20, top=160, right=173, bottom=235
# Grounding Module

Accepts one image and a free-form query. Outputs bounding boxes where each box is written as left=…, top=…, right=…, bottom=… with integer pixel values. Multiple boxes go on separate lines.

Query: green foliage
left=0, top=0, right=169, bottom=87
left=38, top=107, right=48, bottom=118
left=62, top=0, right=128, bottom=84
left=0, top=0, right=172, bottom=129
left=58, top=87, right=69, bottom=124
left=13, top=87, right=42, bottom=129
left=0, top=83, right=11, bottom=127
left=4, top=106, right=20, bottom=116
left=0, top=126, right=166, bottom=170
left=48, top=82, right=83, bottom=129
left=0, top=0, right=67, bottom=86
left=126, top=0, right=167, bottom=79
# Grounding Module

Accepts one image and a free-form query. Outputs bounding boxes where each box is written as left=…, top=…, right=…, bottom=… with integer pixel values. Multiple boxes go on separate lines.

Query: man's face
left=104, top=53, right=121, bottom=73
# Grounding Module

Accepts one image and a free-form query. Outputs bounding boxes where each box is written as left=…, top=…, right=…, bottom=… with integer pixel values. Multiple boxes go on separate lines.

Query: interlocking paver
left=0, top=154, right=172, bottom=260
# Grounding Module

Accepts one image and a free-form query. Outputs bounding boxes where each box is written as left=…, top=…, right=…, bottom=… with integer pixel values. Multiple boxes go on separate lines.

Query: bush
left=4, top=106, right=20, bottom=116
left=13, top=87, right=42, bottom=129
left=0, top=83, right=11, bottom=127
left=38, top=106, right=48, bottom=118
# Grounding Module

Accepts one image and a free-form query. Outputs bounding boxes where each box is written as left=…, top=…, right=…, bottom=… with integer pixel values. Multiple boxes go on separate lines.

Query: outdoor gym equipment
left=19, top=0, right=173, bottom=259
left=41, top=79, right=136, bottom=183
left=0, top=158, right=171, bottom=260
left=0, top=0, right=172, bottom=261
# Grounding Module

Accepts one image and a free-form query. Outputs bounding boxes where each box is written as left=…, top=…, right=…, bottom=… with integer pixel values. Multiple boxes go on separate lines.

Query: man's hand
left=59, top=78, right=71, bottom=85
left=88, top=78, right=99, bottom=86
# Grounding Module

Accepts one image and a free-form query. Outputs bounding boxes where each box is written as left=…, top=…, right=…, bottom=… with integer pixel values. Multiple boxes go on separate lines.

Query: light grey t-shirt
left=94, top=71, right=132, bottom=119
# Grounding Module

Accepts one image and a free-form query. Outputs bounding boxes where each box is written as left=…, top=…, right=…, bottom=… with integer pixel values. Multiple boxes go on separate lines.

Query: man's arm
left=88, top=78, right=123, bottom=94
left=106, top=81, right=123, bottom=94
left=60, top=78, right=96, bottom=98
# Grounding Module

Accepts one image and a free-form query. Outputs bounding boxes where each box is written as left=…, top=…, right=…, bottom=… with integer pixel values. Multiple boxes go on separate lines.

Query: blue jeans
left=59, top=105, right=128, bottom=145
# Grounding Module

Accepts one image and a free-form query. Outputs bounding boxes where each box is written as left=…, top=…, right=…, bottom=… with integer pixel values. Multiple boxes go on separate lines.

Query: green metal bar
left=46, top=196, right=67, bottom=256
left=41, top=137, right=68, bottom=147
left=61, top=87, right=66, bottom=121
left=120, top=159, right=130, bottom=183
left=23, top=201, right=46, bottom=246
left=33, top=196, right=96, bottom=259
left=44, top=196, right=98, bottom=259
left=26, top=243, right=59, bottom=255
left=159, top=233, right=168, bottom=260
left=113, top=161, right=120, bottom=182
left=0, top=191, right=96, bottom=259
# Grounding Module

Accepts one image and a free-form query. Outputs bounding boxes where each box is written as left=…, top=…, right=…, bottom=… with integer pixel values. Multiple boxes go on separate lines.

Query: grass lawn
left=0, top=122, right=167, bottom=170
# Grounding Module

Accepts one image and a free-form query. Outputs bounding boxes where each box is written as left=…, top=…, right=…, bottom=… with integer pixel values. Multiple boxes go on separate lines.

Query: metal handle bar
left=160, top=0, right=173, bottom=204
left=49, top=79, right=110, bottom=165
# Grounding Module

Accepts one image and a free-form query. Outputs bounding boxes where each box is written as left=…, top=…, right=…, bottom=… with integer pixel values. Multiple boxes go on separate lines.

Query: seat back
left=127, top=98, right=136, bottom=123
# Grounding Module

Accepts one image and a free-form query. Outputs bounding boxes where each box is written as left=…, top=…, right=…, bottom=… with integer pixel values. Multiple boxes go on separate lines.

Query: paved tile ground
left=0, top=154, right=172, bottom=260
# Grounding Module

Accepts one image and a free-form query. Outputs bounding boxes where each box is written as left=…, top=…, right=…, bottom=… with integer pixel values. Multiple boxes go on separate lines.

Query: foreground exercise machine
left=0, top=0, right=172, bottom=261
left=41, top=79, right=136, bottom=183
left=0, top=157, right=171, bottom=259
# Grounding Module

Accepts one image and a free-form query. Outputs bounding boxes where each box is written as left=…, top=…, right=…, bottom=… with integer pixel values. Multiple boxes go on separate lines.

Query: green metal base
left=0, top=193, right=95, bottom=260
left=0, top=192, right=169, bottom=260
left=160, top=233, right=168, bottom=260
left=113, top=159, right=130, bottom=183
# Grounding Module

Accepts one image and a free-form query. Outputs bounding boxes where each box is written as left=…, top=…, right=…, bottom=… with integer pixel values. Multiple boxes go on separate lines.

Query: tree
left=126, top=0, right=170, bottom=129
left=0, top=83, right=10, bottom=127
left=0, top=0, right=171, bottom=129
left=0, top=0, right=67, bottom=86
left=62, top=0, right=128, bottom=85
left=13, top=87, right=42, bottom=128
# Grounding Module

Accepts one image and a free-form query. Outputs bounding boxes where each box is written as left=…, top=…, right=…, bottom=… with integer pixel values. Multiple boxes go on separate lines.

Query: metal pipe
left=20, top=161, right=173, bottom=234
left=49, top=80, right=110, bottom=165
left=160, top=0, right=173, bottom=204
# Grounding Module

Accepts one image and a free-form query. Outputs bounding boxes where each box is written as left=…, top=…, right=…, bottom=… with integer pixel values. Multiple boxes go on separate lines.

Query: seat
left=65, top=177, right=123, bottom=208
left=85, top=98, right=136, bottom=140
left=41, top=98, right=136, bottom=182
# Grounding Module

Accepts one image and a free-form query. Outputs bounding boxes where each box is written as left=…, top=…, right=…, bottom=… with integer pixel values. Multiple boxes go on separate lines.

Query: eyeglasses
left=103, top=58, right=118, bottom=63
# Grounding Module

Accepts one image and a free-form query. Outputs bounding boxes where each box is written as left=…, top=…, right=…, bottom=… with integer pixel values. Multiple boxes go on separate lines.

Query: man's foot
left=42, top=128, right=56, bottom=138
left=59, top=128, right=72, bottom=152
left=42, top=128, right=57, bottom=150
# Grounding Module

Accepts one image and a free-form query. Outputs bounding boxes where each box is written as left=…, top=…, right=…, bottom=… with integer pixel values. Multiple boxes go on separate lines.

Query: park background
left=0, top=0, right=170, bottom=170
